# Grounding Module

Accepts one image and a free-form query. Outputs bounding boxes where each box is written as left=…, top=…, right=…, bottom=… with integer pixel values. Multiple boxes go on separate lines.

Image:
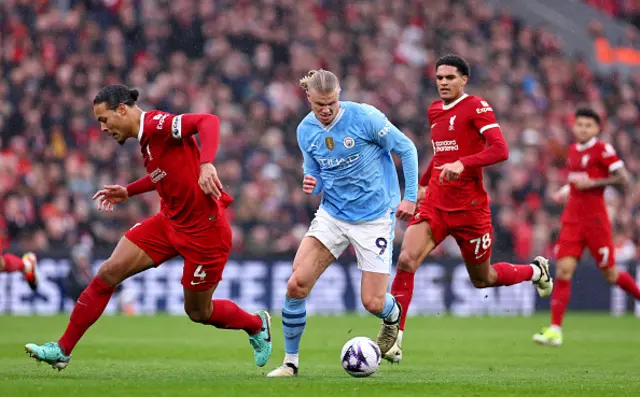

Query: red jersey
left=139, top=110, right=223, bottom=232
left=424, top=94, right=506, bottom=211
left=562, top=137, right=623, bottom=223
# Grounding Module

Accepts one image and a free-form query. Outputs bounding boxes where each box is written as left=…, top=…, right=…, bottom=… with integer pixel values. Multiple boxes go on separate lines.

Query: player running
left=0, top=248, right=38, bottom=291
left=24, top=85, right=272, bottom=370
left=267, top=70, right=419, bottom=377
left=533, top=108, right=638, bottom=347
left=379, top=55, right=553, bottom=363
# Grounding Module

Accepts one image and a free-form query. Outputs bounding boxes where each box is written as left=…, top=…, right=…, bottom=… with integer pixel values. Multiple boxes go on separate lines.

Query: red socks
left=58, top=277, right=115, bottom=355
left=207, top=299, right=263, bottom=335
left=550, top=279, right=572, bottom=327
left=2, top=254, right=24, bottom=272
left=390, top=269, right=415, bottom=331
left=616, top=271, right=640, bottom=300
left=492, top=262, right=534, bottom=286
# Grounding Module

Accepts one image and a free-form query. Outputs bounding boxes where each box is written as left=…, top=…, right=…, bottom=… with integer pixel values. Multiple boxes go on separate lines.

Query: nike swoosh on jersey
left=190, top=280, right=206, bottom=286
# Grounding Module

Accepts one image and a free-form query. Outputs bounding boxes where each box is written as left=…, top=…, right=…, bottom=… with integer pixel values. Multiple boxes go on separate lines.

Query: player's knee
left=287, top=275, right=311, bottom=299
left=96, top=258, right=125, bottom=287
left=602, top=268, right=618, bottom=284
left=555, top=266, right=574, bottom=281
left=361, top=294, right=385, bottom=315
left=185, top=307, right=210, bottom=324
left=470, top=277, right=491, bottom=289
left=397, top=250, right=420, bottom=272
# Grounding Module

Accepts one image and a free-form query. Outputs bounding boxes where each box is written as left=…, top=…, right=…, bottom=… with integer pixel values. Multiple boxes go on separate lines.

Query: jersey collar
left=316, top=107, right=345, bottom=133
left=576, top=137, right=597, bottom=152
left=137, top=112, right=146, bottom=142
left=442, top=93, right=469, bottom=110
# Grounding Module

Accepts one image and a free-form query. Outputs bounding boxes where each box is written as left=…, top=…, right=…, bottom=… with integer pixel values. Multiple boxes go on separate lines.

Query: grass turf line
left=1, top=314, right=639, bottom=397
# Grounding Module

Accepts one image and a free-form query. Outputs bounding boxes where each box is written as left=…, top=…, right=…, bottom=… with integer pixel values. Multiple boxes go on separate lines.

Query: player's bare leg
left=362, top=271, right=401, bottom=357
left=464, top=252, right=552, bottom=295
left=25, top=237, right=156, bottom=370
left=1, top=252, right=39, bottom=291
left=379, top=222, right=437, bottom=363
left=183, top=285, right=272, bottom=367
left=267, top=237, right=334, bottom=377
left=533, top=256, right=576, bottom=346
left=601, top=265, right=640, bottom=302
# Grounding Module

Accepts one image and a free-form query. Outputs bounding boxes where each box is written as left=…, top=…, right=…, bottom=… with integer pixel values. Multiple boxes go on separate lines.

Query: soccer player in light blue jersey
left=267, top=70, right=419, bottom=377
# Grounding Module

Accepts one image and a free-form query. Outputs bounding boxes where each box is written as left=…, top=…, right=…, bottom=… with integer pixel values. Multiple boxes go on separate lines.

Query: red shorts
left=556, top=219, right=614, bottom=269
left=125, top=213, right=232, bottom=291
left=409, top=203, right=493, bottom=264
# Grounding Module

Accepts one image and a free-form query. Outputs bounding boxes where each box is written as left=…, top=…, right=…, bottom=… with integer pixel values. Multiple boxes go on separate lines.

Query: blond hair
left=299, top=69, right=340, bottom=94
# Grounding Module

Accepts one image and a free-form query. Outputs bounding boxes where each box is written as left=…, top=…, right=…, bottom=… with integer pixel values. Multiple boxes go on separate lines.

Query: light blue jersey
left=297, top=101, right=419, bottom=222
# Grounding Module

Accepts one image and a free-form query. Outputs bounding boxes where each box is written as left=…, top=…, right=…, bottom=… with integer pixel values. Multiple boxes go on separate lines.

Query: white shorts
left=305, top=208, right=395, bottom=274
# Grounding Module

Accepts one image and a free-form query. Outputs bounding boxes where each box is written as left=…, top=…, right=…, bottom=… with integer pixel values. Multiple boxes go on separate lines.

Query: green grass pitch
left=1, top=314, right=639, bottom=396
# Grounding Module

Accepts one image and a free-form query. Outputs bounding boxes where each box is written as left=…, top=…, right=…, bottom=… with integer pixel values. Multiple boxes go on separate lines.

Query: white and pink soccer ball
left=340, top=337, right=381, bottom=377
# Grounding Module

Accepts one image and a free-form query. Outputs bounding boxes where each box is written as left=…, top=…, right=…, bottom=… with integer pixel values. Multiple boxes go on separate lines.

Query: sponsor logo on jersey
left=150, top=168, right=167, bottom=183
left=449, top=115, right=456, bottom=131
left=156, top=113, right=170, bottom=130
left=477, top=100, right=493, bottom=113
left=378, top=122, right=391, bottom=138
left=317, top=153, right=360, bottom=169
left=602, top=143, right=616, bottom=158
left=325, top=137, right=335, bottom=151
left=432, top=139, right=459, bottom=152
left=343, top=137, right=355, bottom=149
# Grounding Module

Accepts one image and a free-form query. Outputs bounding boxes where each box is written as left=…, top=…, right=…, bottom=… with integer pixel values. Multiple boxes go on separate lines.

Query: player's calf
left=286, top=273, right=313, bottom=300
left=608, top=268, right=640, bottom=300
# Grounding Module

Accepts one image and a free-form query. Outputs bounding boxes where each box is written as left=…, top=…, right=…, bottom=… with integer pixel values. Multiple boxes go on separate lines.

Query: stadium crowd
left=583, top=0, right=640, bottom=29
left=1, top=0, right=639, bottom=263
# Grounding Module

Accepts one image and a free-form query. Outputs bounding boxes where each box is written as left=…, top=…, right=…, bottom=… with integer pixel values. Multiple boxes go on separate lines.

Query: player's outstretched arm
left=92, top=176, right=152, bottom=212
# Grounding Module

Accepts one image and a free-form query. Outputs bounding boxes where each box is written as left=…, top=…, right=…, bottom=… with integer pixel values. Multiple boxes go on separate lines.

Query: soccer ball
left=340, top=337, right=381, bottom=377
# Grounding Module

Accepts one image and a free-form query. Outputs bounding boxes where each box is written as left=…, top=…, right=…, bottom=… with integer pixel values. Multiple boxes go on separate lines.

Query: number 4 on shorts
left=193, top=265, right=207, bottom=281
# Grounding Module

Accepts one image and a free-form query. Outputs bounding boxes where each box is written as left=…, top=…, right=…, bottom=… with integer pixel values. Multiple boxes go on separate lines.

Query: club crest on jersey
left=449, top=115, right=457, bottom=131
left=325, top=137, right=335, bottom=151
left=343, top=137, right=355, bottom=149
left=581, top=155, right=590, bottom=168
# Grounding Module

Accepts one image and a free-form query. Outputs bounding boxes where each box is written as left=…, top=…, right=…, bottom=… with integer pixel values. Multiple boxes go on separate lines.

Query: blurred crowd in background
left=583, top=0, right=640, bottom=29
left=1, top=0, right=639, bottom=264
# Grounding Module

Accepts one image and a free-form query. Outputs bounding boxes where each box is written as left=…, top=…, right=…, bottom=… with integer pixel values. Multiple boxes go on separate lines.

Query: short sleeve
left=599, top=143, right=623, bottom=172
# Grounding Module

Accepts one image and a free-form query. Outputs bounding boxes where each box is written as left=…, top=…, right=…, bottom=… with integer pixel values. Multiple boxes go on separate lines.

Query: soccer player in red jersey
left=533, top=108, right=638, bottom=347
left=377, top=55, right=553, bottom=362
left=0, top=247, right=38, bottom=291
left=25, top=85, right=272, bottom=370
